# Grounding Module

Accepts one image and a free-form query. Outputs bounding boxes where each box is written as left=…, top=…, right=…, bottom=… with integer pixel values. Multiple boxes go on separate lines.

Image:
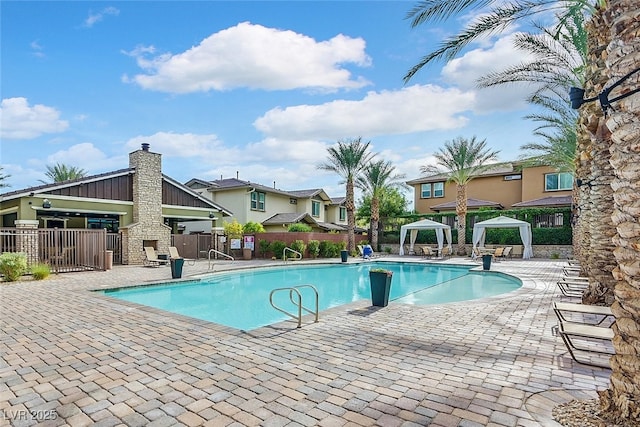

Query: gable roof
left=262, top=212, right=317, bottom=226
left=406, top=162, right=521, bottom=185
left=512, top=195, right=572, bottom=208
left=187, top=177, right=340, bottom=201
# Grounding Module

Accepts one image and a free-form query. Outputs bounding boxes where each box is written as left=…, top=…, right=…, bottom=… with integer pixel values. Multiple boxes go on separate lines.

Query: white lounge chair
left=144, top=246, right=169, bottom=267
left=553, top=301, right=614, bottom=326
left=169, top=246, right=196, bottom=266
left=554, top=320, right=614, bottom=368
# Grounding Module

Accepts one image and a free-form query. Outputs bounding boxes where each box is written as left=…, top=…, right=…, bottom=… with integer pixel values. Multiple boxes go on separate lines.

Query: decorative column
left=15, top=220, right=39, bottom=265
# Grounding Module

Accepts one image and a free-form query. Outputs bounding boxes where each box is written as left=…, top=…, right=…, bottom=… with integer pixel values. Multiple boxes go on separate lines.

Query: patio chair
left=440, top=246, right=451, bottom=259
left=557, top=278, right=588, bottom=297
left=493, top=247, right=504, bottom=261
left=553, top=320, right=614, bottom=368
left=419, top=246, right=434, bottom=259
left=144, top=246, right=170, bottom=267
left=169, top=246, right=196, bottom=266
left=552, top=301, right=614, bottom=326
left=500, top=246, right=513, bottom=259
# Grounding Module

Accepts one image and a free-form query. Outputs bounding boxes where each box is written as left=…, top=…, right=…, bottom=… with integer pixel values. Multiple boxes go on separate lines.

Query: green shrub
left=258, top=239, right=271, bottom=258
left=243, top=221, right=265, bottom=233
left=223, top=219, right=244, bottom=239
left=288, top=223, right=312, bottom=232
left=290, top=240, right=306, bottom=257
left=0, top=252, right=28, bottom=282
left=270, top=240, right=287, bottom=260
left=307, top=240, right=320, bottom=258
left=319, top=241, right=341, bottom=258
left=30, top=263, right=51, bottom=280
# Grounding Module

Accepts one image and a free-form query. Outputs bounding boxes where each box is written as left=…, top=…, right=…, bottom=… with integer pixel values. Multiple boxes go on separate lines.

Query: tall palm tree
left=317, top=137, right=374, bottom=252
left=356, top=159, right=407, bottom=251
left=596, top=0, right=640, bottom=421
left=421, top=136, right=499, bottom=254
left=403, top=0, right=603, bottom=83
left=40, top=163, right=87, bottom=183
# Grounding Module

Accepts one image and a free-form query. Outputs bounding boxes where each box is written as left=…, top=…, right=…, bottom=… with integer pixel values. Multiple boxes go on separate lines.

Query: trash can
left=482, top=254, right=492, bottom=270
left=340, top=250, right=348, bottom=263
left=170, top=258, right=184, bottom=279
left=104, top=250, right=113, bottom=270
left=369, top=270, right=392, bottom=307
left=243, top=248, right=252, bottom=260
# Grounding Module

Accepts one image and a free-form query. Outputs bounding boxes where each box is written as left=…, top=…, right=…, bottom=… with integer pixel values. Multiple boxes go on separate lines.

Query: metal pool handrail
left=283, top=247, right=302, bottom=262
left=208, top=249, right=234, bottom=270
left=269, top=284, right=319, bottom=328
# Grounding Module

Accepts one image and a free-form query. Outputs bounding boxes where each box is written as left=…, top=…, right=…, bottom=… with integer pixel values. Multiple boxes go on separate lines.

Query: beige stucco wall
left=521, top=165, right=572, bottom=201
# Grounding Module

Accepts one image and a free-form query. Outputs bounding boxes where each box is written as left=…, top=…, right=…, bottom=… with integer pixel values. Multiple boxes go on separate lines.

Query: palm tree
left=40, top=163, right=87, bottom=183
left=0, top=167, right=10, bottom=189
left=317, top=137, right=374, bottom=252
left=403, top=0, right=603, bottom=83
left=421, top=136, right=499, bottom=254
left=595, top=0, right=640, bottom=421
left=356, top=159, right=407, bottom=251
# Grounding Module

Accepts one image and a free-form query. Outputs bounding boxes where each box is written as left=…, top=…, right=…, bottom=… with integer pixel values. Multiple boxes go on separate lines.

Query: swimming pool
left=101, top=262, right=521, bottom=331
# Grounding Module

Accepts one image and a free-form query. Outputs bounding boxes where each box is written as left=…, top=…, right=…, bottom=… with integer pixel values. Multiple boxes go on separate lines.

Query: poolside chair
left=169, top=246, right=196, bottom=266
left=440, top=246, right=451, bottom=259
left=500, top=246, right=512, bottom=260
left=553, top=301, right=614, bottom=326
left=553, top=320, right=614, bottom=368
left=419, top=246, right=434, bottom=259
left=144, top=246, right=170, bottom=267
left=493, top=247, right=504, bottom=261
left=557, top=278, right=588, bottom=298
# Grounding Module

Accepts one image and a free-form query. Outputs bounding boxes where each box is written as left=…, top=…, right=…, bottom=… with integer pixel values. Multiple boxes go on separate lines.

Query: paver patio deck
left=0, top=256, right=611, bottom=426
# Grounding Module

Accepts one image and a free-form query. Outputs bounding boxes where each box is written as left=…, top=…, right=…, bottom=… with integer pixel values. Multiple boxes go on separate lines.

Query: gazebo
left=472, top=216, right=534, bottom=259
left=399, top=219, right=452, bottom=256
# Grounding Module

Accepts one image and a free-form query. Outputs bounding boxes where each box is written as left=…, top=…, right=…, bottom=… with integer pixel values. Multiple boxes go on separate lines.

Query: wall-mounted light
left=209, top=212, right=216, bottom=219
left=42, top=199, right=52, bottom=209
left=570, top=66, right=640, bottom=114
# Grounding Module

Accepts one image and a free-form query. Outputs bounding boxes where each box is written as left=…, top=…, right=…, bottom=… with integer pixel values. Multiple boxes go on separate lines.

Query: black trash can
left=340, top=250, right=348, bottom=263
left=369, top=270, right=393, bottom=307
left=170, top=258, right=185, bottom=279
left=482, top=254, right=492, bottom=270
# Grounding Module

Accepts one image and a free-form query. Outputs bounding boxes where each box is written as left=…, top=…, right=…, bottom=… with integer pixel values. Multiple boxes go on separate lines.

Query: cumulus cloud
left=45, top=143, right=122, bottom=172
left=123, top=22, right=371, bottom=93
left=0, top=97, right=69, bottom=140
left=125, top=132, right=243, bottom=161
left=83, top=6, right=120, bottom=28
left=440, top=34, right=536, bottom=113
left=254, top=84, right=474, bottom=140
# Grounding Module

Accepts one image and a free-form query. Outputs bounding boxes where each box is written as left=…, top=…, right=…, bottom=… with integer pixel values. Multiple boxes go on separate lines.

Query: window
left=545, top=172, right=573, bottom=191
left=534, top=213, right=564, bottom=228
left=421, top=182, right=444, bottom=198
left=312, top=201, right=321, bottom=217
left=433, top=182, right=444, bottom=198
left=339, top=207, right=346, bottom=221
left=251, top=191, right=265, bottom=211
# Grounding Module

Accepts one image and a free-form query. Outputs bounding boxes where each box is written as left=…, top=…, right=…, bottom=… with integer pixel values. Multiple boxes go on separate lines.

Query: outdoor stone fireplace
left=120, top=144, right=171, bottom=264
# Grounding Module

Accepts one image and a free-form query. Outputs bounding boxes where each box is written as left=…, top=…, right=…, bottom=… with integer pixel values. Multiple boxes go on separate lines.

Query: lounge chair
left=169, top=246, right=196, bottom=266
left=419, top=246, right=434, bottom=259
left=499, top=246, right=512, bottom=260
left=553, top=301, right=614, bottom=326
left=557, top=279, right=588, bottom=297
left=440, top=247, right=451, bottom=259
left=144, top=246, right=170, bottom=267
left=554, top=320, right=614, bottom=368
left=493, top=247, right=504, bottom=261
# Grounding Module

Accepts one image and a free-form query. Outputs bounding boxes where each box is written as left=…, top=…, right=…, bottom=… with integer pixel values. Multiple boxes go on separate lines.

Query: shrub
left=288, top=223, right=312, bottom=232
left=0, top=252, right=28, bottom=282
left=243, top=221, right=265, bottom=233
left=270, top=240, right=287, bottom=260
left=30, top=263, right=51, bottom=280
left=319, top=241, right=341, bottom=258
left=223, top=219, right=244, bottom=239
left=290, top=240, right=306, bottom=257
left=258, top=239, right=271, bottom=258
left=307, top=240, right=320, bottom=258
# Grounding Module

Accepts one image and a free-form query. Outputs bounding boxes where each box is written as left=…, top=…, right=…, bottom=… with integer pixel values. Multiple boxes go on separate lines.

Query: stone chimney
left=120, top=143, right=171, bottom=264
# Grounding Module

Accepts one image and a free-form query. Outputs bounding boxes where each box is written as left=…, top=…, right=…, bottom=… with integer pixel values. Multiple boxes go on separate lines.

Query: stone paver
left=0, top=257, right=611, bottom=426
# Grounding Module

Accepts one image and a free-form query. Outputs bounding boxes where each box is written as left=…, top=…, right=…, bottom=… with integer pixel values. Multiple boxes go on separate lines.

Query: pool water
left=101, top=262, right=521, bottom=331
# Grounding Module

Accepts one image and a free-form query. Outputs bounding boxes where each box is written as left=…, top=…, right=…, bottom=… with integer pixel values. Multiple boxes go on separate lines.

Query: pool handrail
left=283, top=247, right=302, bottom=262
left=208, top=248, right=234, bottom=270
left=269, top=284, right=319, bottom=328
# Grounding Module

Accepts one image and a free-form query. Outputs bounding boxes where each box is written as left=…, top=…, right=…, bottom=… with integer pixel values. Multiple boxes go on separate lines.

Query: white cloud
left=254, top=84, right=475, bottom=140
left=45, top=143, right=122, bottom=172
left=83, top=7, right=120, bottom=28
left=0, top=97, right=69, bottom=140
left=124, top=22, right=371, bottom=93
left=441, top=34, right=536, bottom=113
left=125, top=132, right=242, bottom=161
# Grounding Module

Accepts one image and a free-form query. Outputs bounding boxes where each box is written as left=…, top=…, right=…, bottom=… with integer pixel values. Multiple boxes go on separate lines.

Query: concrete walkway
left=0, top=256, right=611, bottom=426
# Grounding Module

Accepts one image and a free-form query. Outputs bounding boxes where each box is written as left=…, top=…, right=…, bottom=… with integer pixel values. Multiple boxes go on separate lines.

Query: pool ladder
left=207, top=249, right=234, bottom=270
left=283, top=247, right=302, bottom=262
left=269, top=285, right=319, bottom=328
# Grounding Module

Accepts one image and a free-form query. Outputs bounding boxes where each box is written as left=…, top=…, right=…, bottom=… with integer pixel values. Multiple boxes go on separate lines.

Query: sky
left=1, top=1, right=545, bottom=204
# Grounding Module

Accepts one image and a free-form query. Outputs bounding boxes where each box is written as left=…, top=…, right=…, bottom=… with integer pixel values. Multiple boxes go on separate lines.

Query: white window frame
left=251, top=191, right=266, bottom=211
left=545, top=172, right=573, bottom=191
left=312, top=200, right=321, bottom=217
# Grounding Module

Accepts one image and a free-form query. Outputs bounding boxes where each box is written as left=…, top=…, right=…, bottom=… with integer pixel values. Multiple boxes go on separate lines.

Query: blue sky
left=1, top=1, right=542, bottom=202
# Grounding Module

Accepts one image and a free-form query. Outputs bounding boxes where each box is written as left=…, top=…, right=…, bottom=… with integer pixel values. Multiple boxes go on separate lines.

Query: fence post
left=15, top=220, right=39, bottom=266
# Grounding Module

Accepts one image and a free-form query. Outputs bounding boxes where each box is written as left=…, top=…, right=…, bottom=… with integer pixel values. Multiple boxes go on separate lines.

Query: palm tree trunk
left=579, top=9, right=617, bottom=306
left=455, top=184, right=467, bottom=255
left=598, top=0, right=640, bottom=421
left=370, top=196, right=380, bottom=250
left=345, top=178, right=356, bottom=253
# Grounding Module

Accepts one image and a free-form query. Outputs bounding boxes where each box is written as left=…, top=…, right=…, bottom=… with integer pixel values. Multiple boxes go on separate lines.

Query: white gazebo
left=399, top=219, right=452, bottom=255
left=472, top=216, right=534, bottom=259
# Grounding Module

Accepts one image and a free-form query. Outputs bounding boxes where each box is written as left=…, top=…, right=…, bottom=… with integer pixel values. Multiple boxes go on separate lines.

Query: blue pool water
left=101, top=262, right=521, bottom=331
